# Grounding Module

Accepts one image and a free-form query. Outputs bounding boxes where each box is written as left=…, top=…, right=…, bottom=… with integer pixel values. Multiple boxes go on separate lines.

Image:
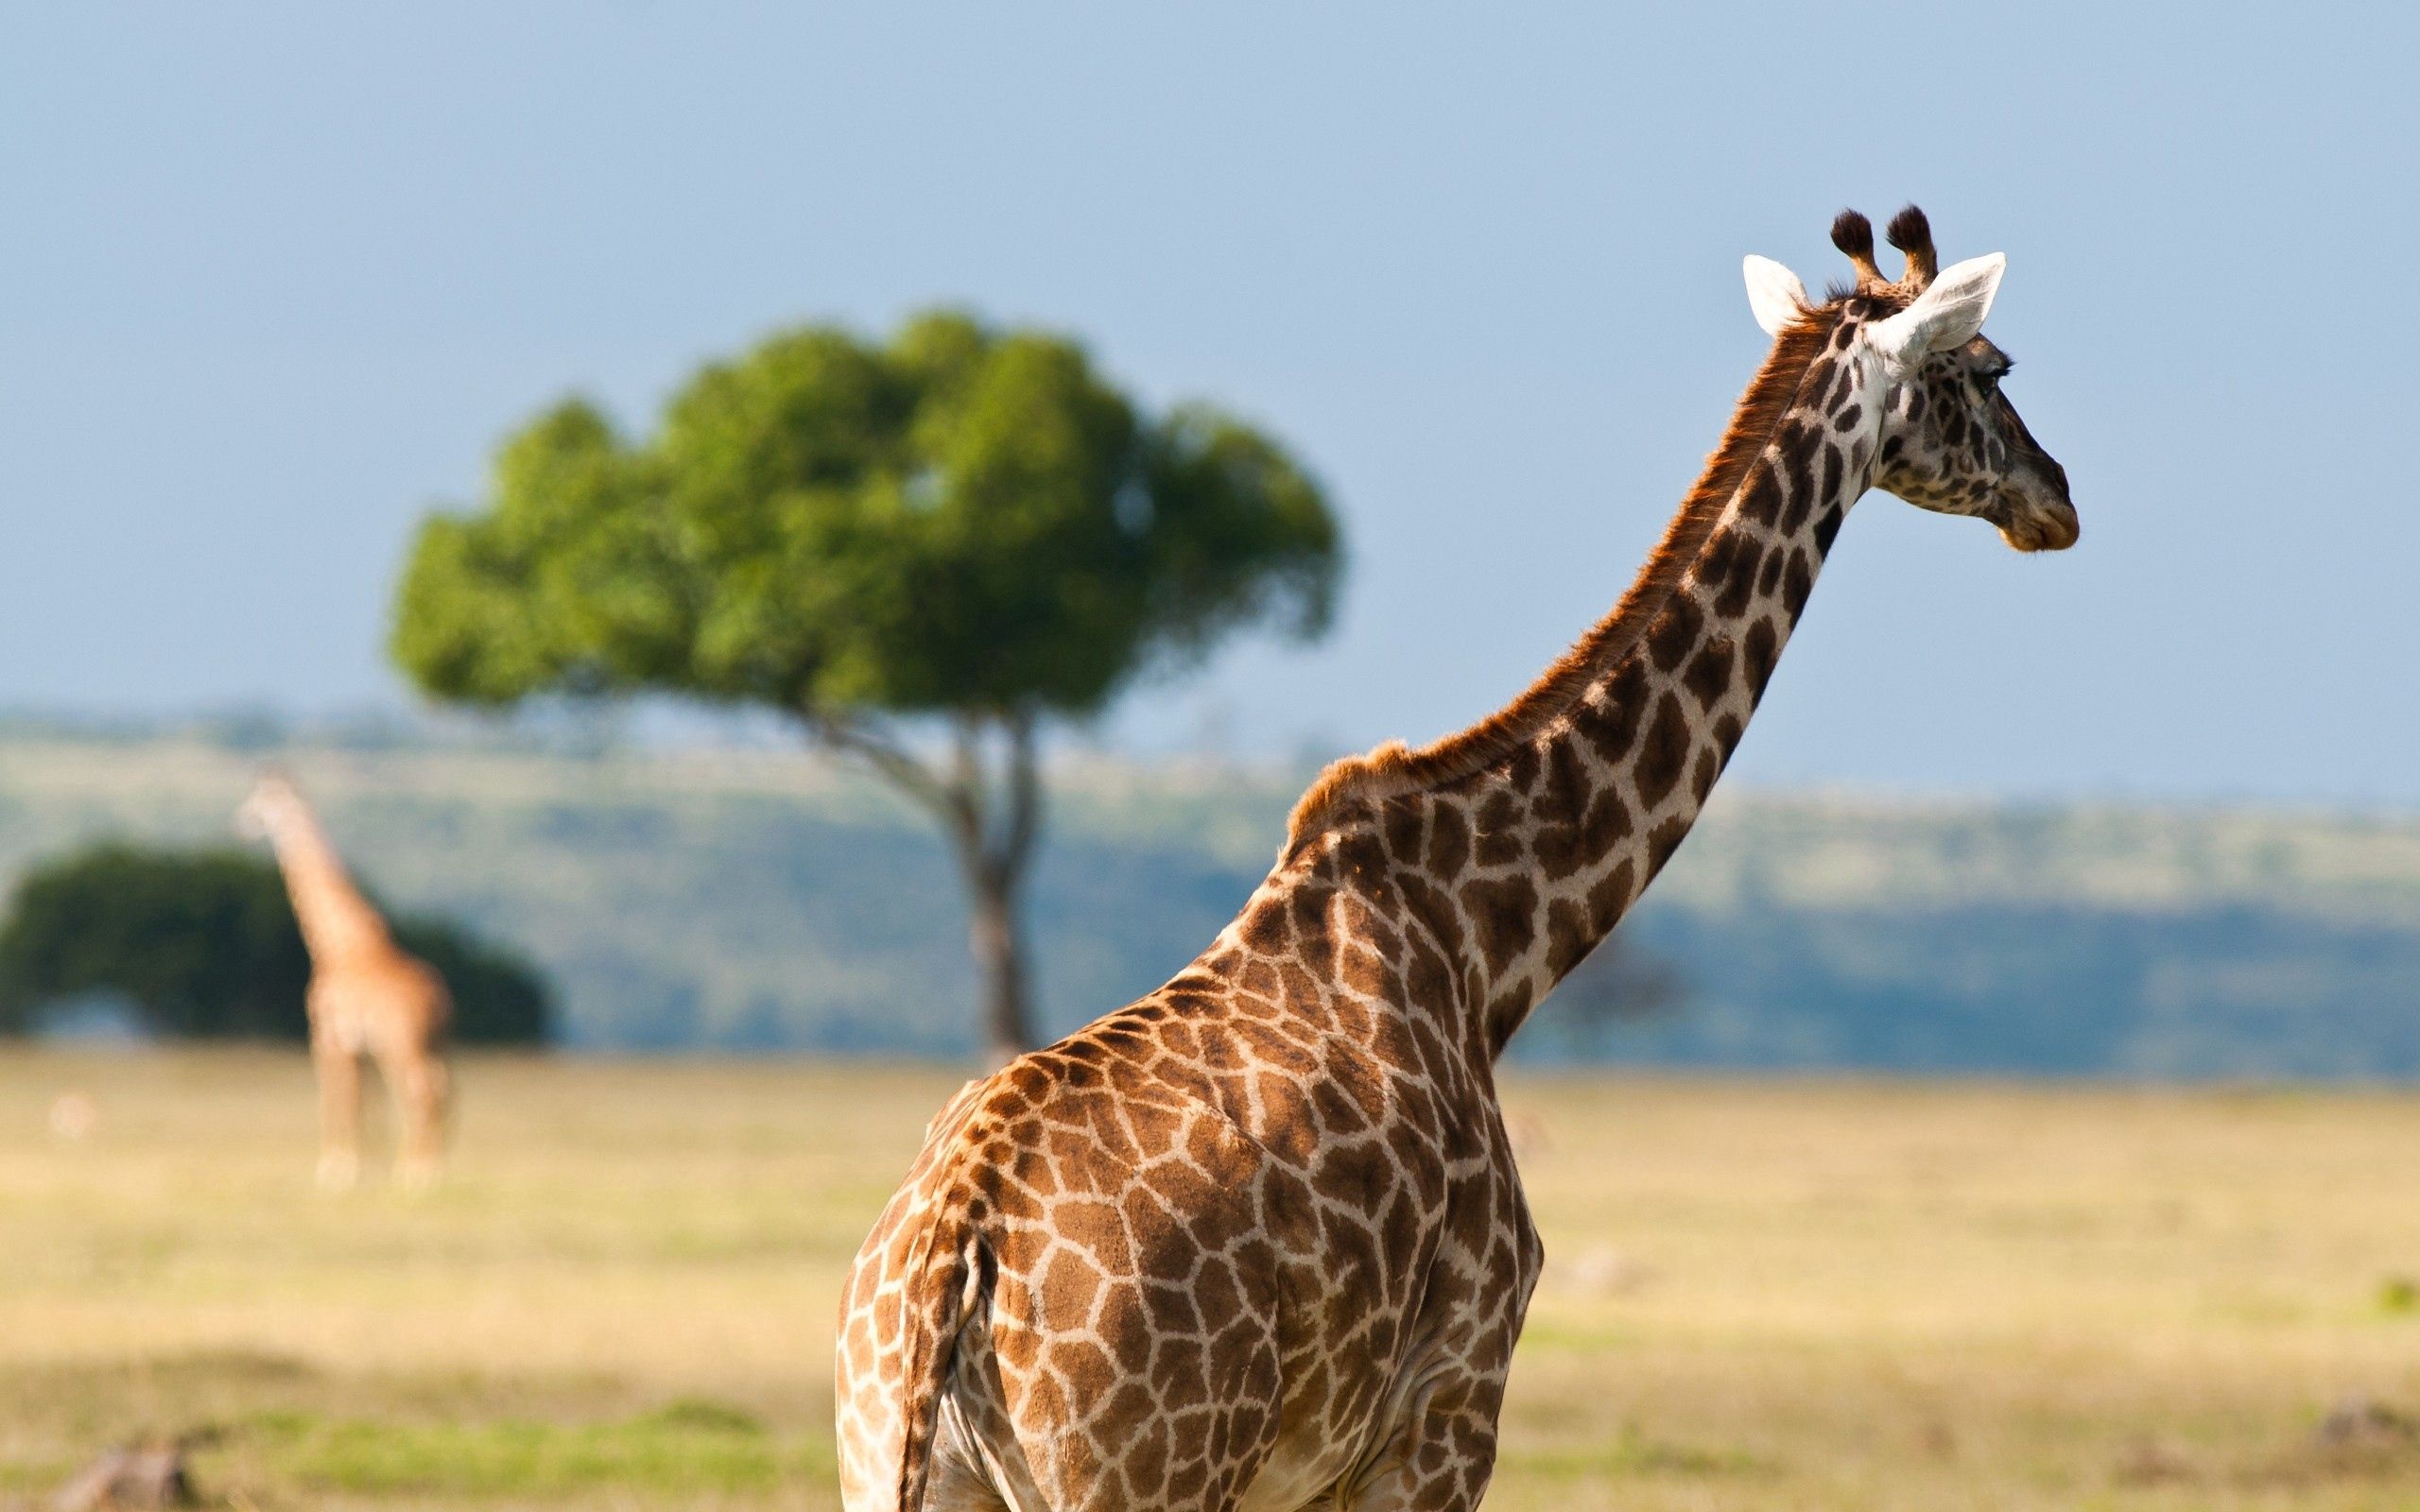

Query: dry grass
left=2, top=1051, right=2416, bottom=1508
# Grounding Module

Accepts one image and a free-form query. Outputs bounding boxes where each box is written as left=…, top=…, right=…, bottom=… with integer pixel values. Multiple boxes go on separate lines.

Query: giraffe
left=235, top=772, right=452, bottom=1190
left=837, top=206, right=2078, bottom=1512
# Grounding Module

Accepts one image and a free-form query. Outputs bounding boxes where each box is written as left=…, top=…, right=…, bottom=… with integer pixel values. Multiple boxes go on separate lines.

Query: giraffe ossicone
left=838, top=204, right=2077, bottom=1512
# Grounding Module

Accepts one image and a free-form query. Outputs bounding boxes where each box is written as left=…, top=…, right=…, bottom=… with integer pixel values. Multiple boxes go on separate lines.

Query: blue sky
left=5, top=5, right=2415, bottom=801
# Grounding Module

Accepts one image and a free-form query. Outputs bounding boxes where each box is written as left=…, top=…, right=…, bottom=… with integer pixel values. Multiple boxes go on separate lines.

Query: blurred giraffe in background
left=837, top=205, right=2077, bottom=1512
left=237, top=772, right=452, bottom=1190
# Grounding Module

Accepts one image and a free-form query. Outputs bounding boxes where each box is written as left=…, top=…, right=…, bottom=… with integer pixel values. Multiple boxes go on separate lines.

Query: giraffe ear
left=1742, top=256, right=1809, bottom=337
left=1867, top=252, right=2006, bottom=368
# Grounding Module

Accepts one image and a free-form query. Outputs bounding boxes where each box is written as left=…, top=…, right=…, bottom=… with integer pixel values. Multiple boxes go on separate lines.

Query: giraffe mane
left=1280, top=301, right=1845, bottom=859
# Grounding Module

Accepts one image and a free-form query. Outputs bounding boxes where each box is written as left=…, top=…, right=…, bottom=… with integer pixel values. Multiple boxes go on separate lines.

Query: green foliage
left=390, top=310, right=1340, bottom=1056
left=0, top=845, right=306, bottom=1039
left=0, top=844, right=552, bottom=1044
left=389, top=310, right=1341, bottom=719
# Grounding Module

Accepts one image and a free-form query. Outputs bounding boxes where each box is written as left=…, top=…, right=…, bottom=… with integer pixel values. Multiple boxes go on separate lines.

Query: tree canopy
left=391, top=310, right=1340, bottom=720
left=0, top=844, right=552, bottom=1044
left=389, top=310, right=1342, bottom=1060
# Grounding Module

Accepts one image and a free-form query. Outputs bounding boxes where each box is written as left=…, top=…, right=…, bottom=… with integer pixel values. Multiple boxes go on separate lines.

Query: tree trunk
left=957, top=711, right=1043, bottom=1068
left=966, top=860, right=1032, bottom=1069
left=803, top=705, right=1045, bottom=1068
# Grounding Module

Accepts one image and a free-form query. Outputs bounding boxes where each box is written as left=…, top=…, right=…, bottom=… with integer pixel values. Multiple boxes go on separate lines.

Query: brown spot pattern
left=831, top=237, right=1974, bottom=1512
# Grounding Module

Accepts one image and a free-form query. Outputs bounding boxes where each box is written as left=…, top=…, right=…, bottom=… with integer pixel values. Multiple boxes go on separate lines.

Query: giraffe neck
left=265, top=804, right=394, bottom=967
left=1298, top=302, right=1887, bottom=1060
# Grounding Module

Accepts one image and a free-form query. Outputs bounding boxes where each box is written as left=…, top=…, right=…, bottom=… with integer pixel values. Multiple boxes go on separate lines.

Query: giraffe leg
left=984, top=1309, right=1287, bottom=1512
left=916, top=1385, right=1016, bottom=1512
left=983, top=1205, right=1290, bottom=1511
left=313, top=1040, right=362, bottom=1192
left=381, top=1046, right=449, bottom=1192
left=1335, top=1377, right=1508, bottom=1512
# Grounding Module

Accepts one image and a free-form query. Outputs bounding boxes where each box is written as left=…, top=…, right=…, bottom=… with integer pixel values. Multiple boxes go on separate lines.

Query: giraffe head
left=1742, top=206, right=2078, bottom=553
left=234, top=770, right=305, bottom=841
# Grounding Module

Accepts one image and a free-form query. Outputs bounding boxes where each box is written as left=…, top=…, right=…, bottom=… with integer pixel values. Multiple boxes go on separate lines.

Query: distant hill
left=0, top=730, right=2414, bottom=1076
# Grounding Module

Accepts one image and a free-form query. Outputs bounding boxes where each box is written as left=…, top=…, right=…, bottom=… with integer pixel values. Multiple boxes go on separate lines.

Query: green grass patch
left=233, top=1401, right=822, bottom=1498
left=0, top=1458, right=76, bottom=1497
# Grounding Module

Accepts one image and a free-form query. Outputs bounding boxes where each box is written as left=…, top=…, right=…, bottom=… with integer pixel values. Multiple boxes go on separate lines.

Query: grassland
left=3, top=1051, right=2417, bottom=1509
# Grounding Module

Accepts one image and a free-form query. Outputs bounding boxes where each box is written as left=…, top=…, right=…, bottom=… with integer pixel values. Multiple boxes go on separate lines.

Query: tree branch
left=794, top=708, right=955, bottom=823
left=795, top=707, right=1041, bottom=896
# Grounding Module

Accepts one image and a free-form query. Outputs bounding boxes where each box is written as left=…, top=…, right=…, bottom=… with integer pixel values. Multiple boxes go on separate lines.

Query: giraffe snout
left=1996, top=491, right=2079, bottom=553
left=1993, top=448, right=2077, bottom=553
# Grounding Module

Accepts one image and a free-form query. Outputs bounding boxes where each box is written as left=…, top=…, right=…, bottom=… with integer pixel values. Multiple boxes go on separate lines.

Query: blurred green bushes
left=0, top=843, right=551, bottom=1044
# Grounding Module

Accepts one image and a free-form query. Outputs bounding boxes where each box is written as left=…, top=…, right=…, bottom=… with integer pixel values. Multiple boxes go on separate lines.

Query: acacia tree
left=391, top=312, right=1340, bottom=1062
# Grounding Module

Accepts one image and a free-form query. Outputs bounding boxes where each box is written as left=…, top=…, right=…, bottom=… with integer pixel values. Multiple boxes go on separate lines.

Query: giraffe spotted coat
left=837, top=206, right=2076, bottom=1511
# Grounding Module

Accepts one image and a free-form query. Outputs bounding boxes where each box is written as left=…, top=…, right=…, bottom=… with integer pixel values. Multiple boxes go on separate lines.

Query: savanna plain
left=3, top=1052, right=2415, bottom=1510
